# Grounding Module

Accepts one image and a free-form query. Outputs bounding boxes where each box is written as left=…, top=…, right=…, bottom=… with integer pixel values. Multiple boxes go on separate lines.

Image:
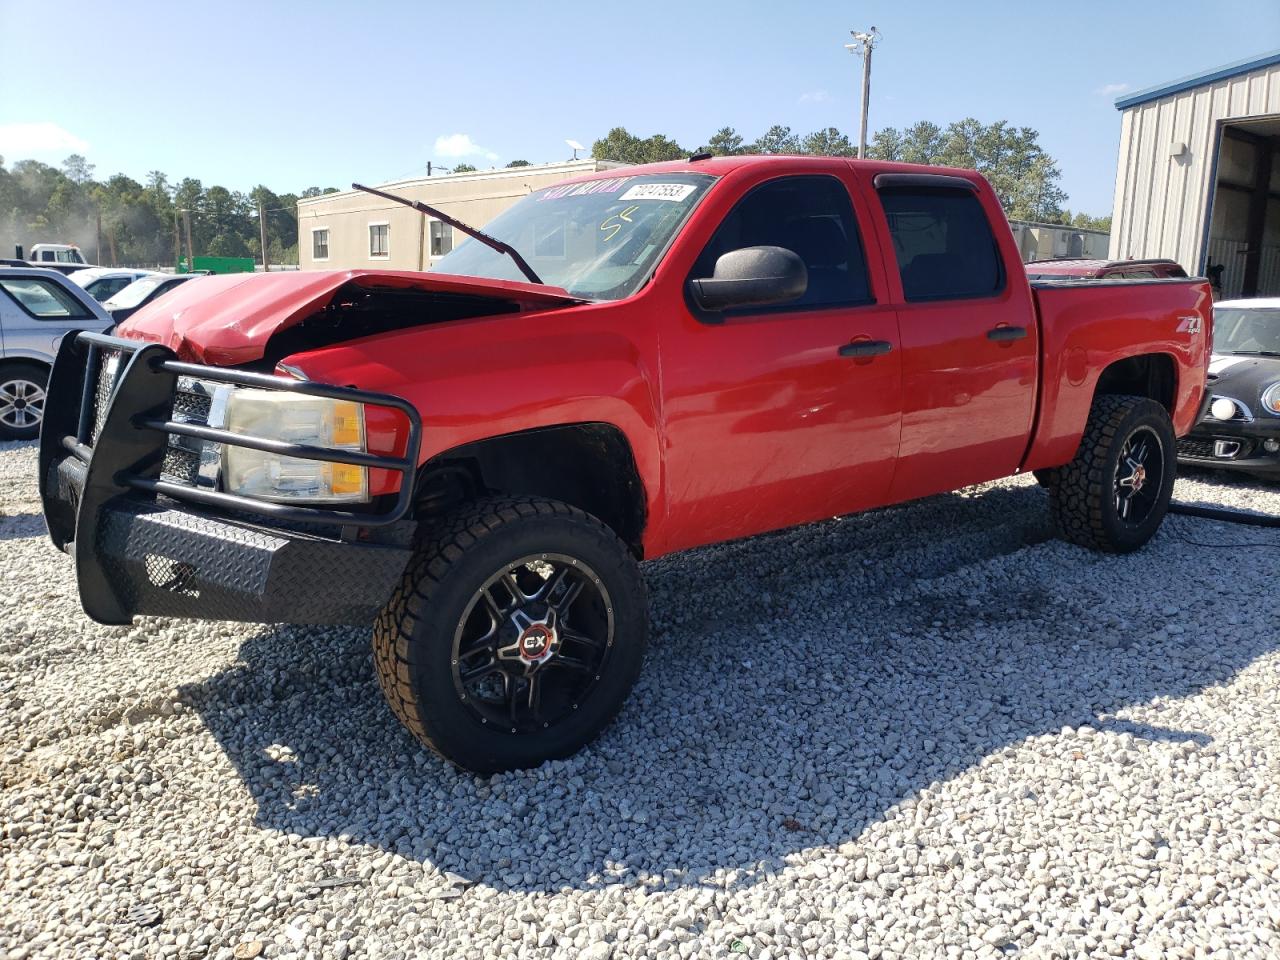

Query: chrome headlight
left=1262, top=382, right=1280, bottom=416
left=222, top=390, right=368, bottom=502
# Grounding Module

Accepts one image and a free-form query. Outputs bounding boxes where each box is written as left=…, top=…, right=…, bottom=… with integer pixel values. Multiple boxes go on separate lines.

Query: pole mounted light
left=845, top=26, right=881, bottom=160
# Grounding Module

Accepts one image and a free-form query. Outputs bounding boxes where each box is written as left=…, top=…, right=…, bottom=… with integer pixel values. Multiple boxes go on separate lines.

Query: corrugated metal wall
left=1109, top=61, right=1280, bottom=270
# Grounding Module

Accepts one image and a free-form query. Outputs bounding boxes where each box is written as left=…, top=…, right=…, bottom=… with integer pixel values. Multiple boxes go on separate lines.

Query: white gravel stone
left=4, top=439, right=1280, bottom=958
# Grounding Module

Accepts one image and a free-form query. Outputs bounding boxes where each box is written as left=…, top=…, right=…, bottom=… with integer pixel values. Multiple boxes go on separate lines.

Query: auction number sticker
left=619, top=183, right=697, bottom=202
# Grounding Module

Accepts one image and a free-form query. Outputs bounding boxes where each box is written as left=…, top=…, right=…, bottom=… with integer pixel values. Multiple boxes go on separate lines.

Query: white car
left=68, top=267, right=161, bottom=302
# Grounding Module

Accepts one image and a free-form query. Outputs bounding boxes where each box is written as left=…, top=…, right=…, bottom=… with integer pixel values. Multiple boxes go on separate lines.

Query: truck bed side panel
left=1023, top=279, right=1212, bottom=472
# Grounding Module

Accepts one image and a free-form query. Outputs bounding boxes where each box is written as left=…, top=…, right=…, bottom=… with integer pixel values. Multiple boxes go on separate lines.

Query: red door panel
left=660, top=304, right=902, bottom=552
left=852, top=171, right=1039, bottom=503
left=889, top=297, right=1038, bottom=502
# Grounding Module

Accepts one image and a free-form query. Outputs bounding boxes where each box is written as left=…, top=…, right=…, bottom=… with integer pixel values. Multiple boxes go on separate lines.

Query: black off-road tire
left=373, top=496, right=647, bottom=773
left=1048, top=394, right=1177, bottom=553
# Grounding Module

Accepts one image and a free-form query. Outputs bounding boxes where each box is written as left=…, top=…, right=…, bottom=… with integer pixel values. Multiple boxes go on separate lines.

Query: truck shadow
left=181, top=479, right=1275, bottom=894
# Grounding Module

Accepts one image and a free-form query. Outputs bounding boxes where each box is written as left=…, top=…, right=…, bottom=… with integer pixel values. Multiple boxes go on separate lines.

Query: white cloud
left=798, top=89, right=831, bottom=104
left=1095, top=82, right=1131, bottom=97
left=0, top=121, right=89, bottom=159
left=433, top=133, right=498, bottom=161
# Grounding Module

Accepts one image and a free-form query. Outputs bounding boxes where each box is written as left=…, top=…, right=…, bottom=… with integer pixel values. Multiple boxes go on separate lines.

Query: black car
left=1177, top=299, right=1280, bottom=479
left=101, top=273, right=198, bottom=323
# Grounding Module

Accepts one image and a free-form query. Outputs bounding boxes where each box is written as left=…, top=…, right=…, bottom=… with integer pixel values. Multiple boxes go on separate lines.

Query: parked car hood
left=1208, top=353, right=1280, bottom=410
left=116, top=269, right=583, bottom=365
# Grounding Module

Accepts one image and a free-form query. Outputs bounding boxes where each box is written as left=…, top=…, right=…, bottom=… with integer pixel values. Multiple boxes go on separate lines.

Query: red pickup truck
left=39, top=156, right=1211, bottom=772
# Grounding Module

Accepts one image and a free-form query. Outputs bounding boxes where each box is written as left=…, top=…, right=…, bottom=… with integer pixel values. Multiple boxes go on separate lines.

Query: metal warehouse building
left=1110, top=50, right=1280, bottom=299
left=296, top=160, right=624, bottom=272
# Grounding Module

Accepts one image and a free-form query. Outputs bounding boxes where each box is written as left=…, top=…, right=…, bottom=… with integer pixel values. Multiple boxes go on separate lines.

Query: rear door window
left=879, top=186, right=1004, bottom=301
left=0, top=277, right=94, bottom=320
left=691, top=175, right=872, bottom=312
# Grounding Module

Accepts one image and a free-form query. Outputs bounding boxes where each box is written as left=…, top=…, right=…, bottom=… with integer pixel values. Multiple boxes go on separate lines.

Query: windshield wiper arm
left=351, top=182, right=543, bottom=285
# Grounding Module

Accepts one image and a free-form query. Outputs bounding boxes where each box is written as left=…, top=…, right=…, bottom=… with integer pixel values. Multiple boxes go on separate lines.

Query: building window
left=312, top=228, right=329, bottom=261
left=369, top=222, right=390, bottom=259
left=430, top=221, right=453, bottom=258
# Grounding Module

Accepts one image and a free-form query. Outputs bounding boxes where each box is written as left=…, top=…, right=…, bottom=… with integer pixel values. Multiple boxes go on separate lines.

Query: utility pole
left=258, top=200, right=270, bottom=272
left=845, top=27, right=881, bottom=159
left=181, top=208, right=194, bottom=269
left=172, top=208, right=181, bottom=265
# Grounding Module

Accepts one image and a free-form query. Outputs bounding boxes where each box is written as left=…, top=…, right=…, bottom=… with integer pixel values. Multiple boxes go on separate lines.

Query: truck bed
left=1023, top=277, right=1213, bottom=471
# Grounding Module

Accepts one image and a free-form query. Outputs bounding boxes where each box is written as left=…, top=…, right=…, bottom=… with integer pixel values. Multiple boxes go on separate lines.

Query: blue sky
left=1, top=0, right=1276, bottom=215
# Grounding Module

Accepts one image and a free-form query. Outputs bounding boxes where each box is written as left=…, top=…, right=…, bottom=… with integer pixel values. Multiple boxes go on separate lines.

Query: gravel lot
left=3, top=437, right=1280, bottom=960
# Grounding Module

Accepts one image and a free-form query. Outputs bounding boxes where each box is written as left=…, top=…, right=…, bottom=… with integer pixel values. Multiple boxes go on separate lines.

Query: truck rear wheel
left=1048, top=394, right=1176, bottom=553
left=373, top=496, right=647, bottom=773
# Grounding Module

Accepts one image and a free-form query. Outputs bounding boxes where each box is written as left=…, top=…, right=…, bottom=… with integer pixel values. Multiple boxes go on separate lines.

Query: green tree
left=591, top=127, right=685, bottom=164
left=451, top=163, right=478, bottom=173
left=62, top=154, right=95, bottom=185
left=703, top=127, right=745, bottom=156
left=751, top=125, right=799, bottom=155
left=866, top=127, right=905, bottom=161
left=506, top=159, right=531, bottom=167
left=201, top=186, right=252, bottom=257
left=800, top=127, right=855, bottom=157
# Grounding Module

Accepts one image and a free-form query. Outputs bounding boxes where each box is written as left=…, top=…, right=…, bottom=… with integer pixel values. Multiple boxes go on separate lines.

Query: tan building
left=1109, top=50, right=1280, bottom=298
left=296, top=160, right=626, bottom=272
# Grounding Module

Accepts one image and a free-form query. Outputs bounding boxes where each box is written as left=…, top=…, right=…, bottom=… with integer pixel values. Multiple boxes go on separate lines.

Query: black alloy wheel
left=1113, top=426, right=1165, bottom=526
left=452, top=553, right=614, bottom=734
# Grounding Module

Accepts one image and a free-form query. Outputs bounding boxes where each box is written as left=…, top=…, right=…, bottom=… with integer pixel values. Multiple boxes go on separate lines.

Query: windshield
left=1214, top=307, right=1280, bottom=356
left=431, top=172, right=715, bottom=299
left=107, top=276, right=166, bottom=309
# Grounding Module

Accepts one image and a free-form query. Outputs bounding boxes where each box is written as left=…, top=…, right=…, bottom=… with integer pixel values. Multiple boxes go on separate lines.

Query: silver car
left=0, top=268, right=113, bottom=440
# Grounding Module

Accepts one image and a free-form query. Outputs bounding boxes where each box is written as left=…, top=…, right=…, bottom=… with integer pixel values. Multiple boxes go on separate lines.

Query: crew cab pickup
left=39, top=156, right=1212, bottom=772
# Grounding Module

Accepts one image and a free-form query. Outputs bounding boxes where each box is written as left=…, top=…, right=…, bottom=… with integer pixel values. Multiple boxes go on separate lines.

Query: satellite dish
left=566, top=139, right=586, bottom=159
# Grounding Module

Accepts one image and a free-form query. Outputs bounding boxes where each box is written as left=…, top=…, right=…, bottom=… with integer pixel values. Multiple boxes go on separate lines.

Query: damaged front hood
left=117, top=269, right=583, bottom=365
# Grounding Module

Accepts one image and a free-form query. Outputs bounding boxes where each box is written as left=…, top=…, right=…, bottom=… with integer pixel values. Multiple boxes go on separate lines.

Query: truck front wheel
left=372, top=496, right=647, bottom=773
left=1048, top=394, right=1176, bottom=553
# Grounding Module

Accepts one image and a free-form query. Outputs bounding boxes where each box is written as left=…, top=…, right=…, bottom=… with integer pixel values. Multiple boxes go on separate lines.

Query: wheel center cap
left=12, top=399, right=25, bottom=410
left=517, top=623, right=556, bottom=662
left=1130, top=464, right=1146, bottom=493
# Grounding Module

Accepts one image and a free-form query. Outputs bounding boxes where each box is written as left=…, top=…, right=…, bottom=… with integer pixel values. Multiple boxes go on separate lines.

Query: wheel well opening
left=0, top=358, right=50, bottom=376
left=414, top=423, right=648, bottom=555
left=1094, top=353, right=1176, bottom=413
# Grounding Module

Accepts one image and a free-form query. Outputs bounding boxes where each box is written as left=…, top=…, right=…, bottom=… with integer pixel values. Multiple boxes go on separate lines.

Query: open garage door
left=1205, top=116, right=1280, bottom=299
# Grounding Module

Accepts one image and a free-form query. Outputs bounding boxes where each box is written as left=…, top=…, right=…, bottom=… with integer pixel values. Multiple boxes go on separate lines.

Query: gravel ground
left=3, top=437, right=1280, bottom=960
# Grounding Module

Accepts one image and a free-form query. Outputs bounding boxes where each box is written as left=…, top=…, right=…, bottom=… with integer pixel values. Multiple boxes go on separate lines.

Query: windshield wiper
left=351, top=182, right=543, bottom=285
left=1221, top=349, right=1280, bottom=358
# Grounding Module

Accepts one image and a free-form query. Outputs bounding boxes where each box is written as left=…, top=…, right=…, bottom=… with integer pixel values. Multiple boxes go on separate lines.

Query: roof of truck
left=551, top=153, right=986, bottom=184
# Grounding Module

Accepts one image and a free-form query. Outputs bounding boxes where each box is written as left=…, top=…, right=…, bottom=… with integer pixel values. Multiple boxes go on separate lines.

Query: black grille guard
left=39, top=331, right=424, bottom=624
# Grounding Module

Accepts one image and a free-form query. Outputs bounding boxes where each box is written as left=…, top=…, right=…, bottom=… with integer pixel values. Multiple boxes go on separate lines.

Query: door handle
left=987, top=325, right=1028, bottom=342
left=838, top=340, right=893, bottom=358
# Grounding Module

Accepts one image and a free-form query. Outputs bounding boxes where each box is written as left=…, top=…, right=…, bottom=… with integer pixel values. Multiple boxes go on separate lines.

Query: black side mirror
left=689, top=246, right=808, bottom=312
